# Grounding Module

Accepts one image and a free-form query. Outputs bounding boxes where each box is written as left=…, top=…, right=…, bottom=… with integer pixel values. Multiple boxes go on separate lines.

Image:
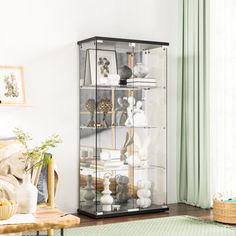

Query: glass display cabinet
left=78, top=36, right=169, bottom=218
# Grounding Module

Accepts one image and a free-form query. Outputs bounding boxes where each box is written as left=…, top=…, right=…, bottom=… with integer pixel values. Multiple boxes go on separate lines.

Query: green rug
left=22, top=216, right=236, bottom=236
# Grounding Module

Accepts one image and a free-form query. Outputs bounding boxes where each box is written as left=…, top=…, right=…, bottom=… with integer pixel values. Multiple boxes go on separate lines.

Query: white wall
left=0, top=0, right=178, bottom=212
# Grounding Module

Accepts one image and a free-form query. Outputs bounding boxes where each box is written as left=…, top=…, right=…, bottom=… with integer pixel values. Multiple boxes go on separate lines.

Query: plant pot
left=16, top=173, right=38, bottom=214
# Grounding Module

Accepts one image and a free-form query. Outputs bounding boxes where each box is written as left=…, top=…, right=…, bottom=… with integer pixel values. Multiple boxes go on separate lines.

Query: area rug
left=22, top=215, right=236, bottom=236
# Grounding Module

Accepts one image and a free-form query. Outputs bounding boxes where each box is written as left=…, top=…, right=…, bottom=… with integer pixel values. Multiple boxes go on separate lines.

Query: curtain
left=177, top=0, right=211, bottom=208
left=210, top=1, right=236, bottom=198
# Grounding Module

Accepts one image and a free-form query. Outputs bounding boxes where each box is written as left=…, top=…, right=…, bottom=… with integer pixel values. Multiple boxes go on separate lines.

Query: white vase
left=84, top=175, right=95, bottom=206
left=16, top=173, right=38, bottom=214
left=133, top=63, right=149, bottom=78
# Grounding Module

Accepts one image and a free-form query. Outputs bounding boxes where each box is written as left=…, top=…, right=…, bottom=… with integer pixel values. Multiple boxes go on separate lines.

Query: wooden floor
left=76, top=203, right=213, bottom=227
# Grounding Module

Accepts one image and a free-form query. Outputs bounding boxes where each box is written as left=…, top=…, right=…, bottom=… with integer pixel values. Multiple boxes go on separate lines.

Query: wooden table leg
left=47, top=229, right=54, bottom=236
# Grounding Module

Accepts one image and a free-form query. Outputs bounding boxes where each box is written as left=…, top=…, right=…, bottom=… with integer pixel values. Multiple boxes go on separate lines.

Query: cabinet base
left=77, top=204, right=169, bottom=218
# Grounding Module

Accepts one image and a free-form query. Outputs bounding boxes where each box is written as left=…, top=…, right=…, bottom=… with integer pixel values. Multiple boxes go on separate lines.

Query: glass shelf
left=80, top=84, right=166, bottom=90
left=80, top=125, right=166, bottom=129
left=80, top=164, right=166, bottom=172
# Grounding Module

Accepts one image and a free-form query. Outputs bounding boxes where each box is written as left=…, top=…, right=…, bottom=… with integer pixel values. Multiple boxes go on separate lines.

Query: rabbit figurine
left=134, top=133, right=150, bottom=167
left=120, top=132, right=134, bottom=164
left=126, top=133, right=150, bottom=167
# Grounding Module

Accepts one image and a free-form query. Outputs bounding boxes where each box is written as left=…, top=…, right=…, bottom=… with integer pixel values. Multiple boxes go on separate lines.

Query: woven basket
left=0, top=204, right=18, bottom=220
left=213, top=199, right=236, bottom=224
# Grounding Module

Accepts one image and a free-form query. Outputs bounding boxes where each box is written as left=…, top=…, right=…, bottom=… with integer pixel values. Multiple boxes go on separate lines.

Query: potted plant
left=13, top=128, right=62, bottom=213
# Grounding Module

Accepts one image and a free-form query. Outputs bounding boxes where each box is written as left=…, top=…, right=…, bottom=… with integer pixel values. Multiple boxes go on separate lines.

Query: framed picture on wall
left=0, top=66, right=26, bottom=105
left=84, top=49, right=118, bottom=85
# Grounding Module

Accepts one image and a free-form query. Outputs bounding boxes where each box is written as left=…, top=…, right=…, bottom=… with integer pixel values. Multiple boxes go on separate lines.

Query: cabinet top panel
left=77, top=36, right=169, bottom=49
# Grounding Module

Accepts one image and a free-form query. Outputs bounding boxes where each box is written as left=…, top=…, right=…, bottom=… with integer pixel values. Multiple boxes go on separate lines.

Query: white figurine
left=125, top=96, right=148, bottom=127
left=136, top=180, right=152, bottom=208
left=125, top=96, right=136, bottom=126
left=126, top=133, right=150, bottom=168
left=114, top=97, right=129, bottom=126
left=134, top=133, right=150, bottom=167
left=133, top=101, right=148, bottom=126
left=126, top=153, right=142, bottom=167
left=100, top=173, right=114, bottom=212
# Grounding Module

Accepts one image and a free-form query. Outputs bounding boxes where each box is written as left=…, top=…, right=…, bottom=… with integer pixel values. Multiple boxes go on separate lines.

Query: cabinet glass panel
left=78, top=37, right=168, bottom=218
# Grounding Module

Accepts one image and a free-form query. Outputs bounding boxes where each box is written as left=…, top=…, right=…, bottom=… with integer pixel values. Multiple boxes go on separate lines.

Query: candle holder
left=100, top=173, right=113, bottom=212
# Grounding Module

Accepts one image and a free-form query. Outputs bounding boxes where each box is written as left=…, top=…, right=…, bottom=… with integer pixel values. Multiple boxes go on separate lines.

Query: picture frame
left=0, top=66, right=26, bottom=105
left=84, top=49, right=118, bottom=85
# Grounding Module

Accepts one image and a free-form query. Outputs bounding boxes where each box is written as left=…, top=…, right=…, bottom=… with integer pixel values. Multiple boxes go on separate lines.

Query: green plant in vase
left=14, top=128, right=62, bottom=173
left=13, top=128, right=62, bottom=213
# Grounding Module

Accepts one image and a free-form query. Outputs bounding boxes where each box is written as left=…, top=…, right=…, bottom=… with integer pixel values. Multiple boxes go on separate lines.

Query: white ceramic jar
left=16, top=173, right=38, bottom=214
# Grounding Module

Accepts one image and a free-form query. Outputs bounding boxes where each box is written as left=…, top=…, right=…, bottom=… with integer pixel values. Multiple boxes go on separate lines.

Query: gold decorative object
left=85, top=99, right=96, bottom=127
left=98, top=98, right=112, bottom=128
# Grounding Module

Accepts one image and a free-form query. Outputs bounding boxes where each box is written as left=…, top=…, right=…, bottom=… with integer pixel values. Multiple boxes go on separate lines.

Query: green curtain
left=177, top=0, right=210, bottom=208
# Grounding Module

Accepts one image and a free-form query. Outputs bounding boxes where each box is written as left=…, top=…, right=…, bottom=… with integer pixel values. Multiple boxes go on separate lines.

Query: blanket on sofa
left=0, top=138, right=58, bottom=203
left=0, top=138, right=25, bottom=200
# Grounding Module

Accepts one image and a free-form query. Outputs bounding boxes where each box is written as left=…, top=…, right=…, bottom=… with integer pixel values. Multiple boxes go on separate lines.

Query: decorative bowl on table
left=0, top=199, right=18, bottom=220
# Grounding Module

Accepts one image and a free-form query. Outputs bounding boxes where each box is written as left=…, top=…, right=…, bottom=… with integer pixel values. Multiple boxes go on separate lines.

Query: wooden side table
left=0, top=206, right=80, bottom=236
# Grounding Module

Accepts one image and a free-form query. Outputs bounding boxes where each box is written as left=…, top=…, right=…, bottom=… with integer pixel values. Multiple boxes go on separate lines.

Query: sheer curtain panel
left=210, top=0, right=236, bottom=198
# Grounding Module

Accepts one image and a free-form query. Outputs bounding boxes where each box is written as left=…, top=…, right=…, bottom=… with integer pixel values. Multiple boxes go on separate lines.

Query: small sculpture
left=85, top=99, right=96, bottom=127
left=100, top=173, right=114, bottom=212
left=126, top=153, right=142, bottom=167
left=98, top=98, right=112, bottom=128
left=136, top=180, right=151, bottom=208
left=133, top=101, right=148, bottom=126
left=83, top=175, right=95, bottom=207
left=126, top=133, right=150, bottom=167
left=125, top=96, right=136, bottom=126
left=114, top=97, right=129, bottom=126
left=116, top=175, right=129, bottom=203
left=118, top=65, right=132, bottom=85
left=125, top=96, right=148, bottom=127
left=135, top=133, right=150, bottom=167
left=120, top=132, right=133, bottom=164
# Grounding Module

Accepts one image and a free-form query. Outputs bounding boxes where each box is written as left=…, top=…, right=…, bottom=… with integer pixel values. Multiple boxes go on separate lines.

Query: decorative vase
left=133, top=63, right=149, bottom=78
left=118, top=65, right=132, bottom=85
left=136, top=180, right=151, bottom=208
left=16, top=173, right=38, bottom=214
left=100, top=173, right=113, bottom=212
left=83, top=175, right=95, bottom=207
